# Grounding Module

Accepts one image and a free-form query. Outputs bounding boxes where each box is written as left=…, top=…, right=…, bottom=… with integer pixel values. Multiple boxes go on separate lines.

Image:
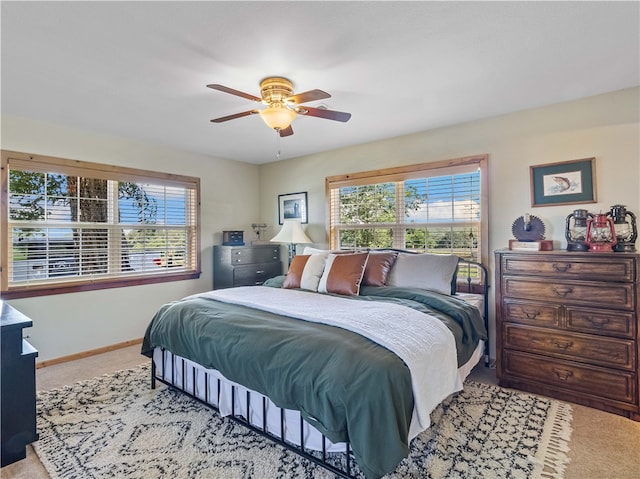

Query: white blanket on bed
left=192, top=286, right=462, bottom=439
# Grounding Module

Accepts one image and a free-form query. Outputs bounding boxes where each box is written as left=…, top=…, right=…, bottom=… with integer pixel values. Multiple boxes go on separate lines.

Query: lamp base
left=567, top=241, right=589, bottom=252
left=613, top=242, right=637, bottom=252
left=287, top=243, right=296, bottom=267
left=588, top=244, right=614, bottom=252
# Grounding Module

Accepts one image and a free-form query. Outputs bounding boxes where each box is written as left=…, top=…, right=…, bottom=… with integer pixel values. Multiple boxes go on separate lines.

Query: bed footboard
left=151, top=348, right=359, bottom=479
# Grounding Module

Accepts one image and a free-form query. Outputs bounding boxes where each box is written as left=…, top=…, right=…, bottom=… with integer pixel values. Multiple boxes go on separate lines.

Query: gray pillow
left=386, top=253, right=458, bottom=295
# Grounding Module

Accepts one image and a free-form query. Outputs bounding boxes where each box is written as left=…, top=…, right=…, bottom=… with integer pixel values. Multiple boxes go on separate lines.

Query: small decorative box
left=222, top=230, right=244, bottom=246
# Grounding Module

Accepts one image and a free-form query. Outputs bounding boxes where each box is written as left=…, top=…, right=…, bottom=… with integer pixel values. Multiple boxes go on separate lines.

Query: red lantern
left=585, top=214, right=617, bottom=252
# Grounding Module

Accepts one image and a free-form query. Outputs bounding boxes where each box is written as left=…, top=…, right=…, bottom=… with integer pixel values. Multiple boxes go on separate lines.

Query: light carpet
left=34, top=364, right=572, bottom=479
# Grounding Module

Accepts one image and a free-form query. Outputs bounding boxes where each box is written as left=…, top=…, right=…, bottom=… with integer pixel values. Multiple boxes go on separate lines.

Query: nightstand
left=1, top=302, right=39, bottom=466
left=213, top=244, right=282, bottom=289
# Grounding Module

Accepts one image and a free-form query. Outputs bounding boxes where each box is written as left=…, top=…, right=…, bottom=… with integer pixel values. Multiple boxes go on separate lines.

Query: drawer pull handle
left=552, top=287, right=573, bottom=297
left=552, top=368, right=573, bottom=381
left=584, top=316, right=610, bottom=328
left=550, top=339, right=573, bottom=350
left=552, top=263, right=572, bottom=273
left=255, top=270, right=265, bottom=274
left=523, top=309, right=540, bottom=319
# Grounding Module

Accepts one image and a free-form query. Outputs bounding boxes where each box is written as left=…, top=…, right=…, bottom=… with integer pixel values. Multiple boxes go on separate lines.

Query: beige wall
left=2, top=87, right=637, bottom=362
left=1, top=116, right=260, bottom=361
left=258, top=87, right=640, bottom=357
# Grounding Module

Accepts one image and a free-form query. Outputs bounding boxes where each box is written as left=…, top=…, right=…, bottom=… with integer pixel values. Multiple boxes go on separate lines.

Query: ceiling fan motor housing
left=260, top=77, right=294, bottom=105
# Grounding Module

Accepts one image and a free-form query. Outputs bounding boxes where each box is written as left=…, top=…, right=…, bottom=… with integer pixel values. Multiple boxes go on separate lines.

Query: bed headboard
left=362, top=248, right=487, bottom=291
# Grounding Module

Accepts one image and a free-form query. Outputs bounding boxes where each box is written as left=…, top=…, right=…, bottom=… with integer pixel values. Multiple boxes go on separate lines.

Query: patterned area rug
left=34, top=364, right=572, bottom=479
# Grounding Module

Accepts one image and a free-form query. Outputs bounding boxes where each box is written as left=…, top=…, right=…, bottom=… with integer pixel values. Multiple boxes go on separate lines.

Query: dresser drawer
left=503, top=350, right=637, bottom=404
left=229, top=247, right=280, bottom=264
left=214, top=245, right=282, bottom=290
left=503, top=299, right=561, bottom=328
left=502, top=277, right=634, bottom=310
left=504, top=324, right=635, bottom=370
left=566, top=306, right=636, bottom=338
left=233, top=262, right=282, bottom=286
left=501, top=255, right=635, bottom=282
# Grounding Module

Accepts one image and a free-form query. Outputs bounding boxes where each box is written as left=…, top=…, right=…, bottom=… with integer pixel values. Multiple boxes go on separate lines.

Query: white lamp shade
left=271, top=219, right=312, bottom=244
left=259, top=104, right=296, bottom=130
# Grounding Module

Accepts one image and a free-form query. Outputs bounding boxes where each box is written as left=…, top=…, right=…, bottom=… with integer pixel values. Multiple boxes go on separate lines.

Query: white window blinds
left=2, top=151, right=200, bottom=297
left=327, top=156, right=487, bottom=264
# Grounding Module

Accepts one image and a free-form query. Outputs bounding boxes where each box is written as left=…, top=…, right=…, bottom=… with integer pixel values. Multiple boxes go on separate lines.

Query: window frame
left=1, top=150, right=201, bottom=299
left=325, top=154, right=489, bottom=267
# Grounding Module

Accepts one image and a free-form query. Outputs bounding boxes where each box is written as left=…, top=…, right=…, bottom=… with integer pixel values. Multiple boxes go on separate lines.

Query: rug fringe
left=531, top=400, right=573, bottom=479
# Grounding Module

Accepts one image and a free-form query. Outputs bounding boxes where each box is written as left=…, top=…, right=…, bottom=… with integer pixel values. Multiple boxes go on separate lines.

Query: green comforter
left=141, top=283, right=486, bottom=479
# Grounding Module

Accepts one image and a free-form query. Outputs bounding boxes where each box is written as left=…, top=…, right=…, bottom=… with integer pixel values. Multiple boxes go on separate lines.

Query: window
left=327, top=155, right=488, bottom=266
left=1, top=150, right=201, bottom=298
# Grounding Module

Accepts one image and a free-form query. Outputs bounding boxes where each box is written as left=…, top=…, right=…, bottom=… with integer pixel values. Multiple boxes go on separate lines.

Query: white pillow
left=302, top=246, right=330, bottom=255
left=300, top=253, right=328, bottom=291
left=386, top=253, right=458, bottom=295
left=302, top=246, right=355, bottom=255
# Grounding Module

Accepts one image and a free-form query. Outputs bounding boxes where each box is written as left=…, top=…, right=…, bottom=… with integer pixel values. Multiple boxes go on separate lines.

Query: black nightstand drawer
left=233, top=262, right=283, bottom=286
left=229, top=247, right=280, bottom=264
left=214, top=244, right=282, bottom=289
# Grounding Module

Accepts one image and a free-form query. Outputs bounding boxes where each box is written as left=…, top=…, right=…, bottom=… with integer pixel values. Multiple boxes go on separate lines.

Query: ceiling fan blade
left=207, top=84, right=262, bottom=102
left=286, top=89, right=331, bottom=104
left=279, top=125, right=294, bottom=137
left=210, top=110, right=259, bottom=123
left=297, top=106, right=351, bottom=122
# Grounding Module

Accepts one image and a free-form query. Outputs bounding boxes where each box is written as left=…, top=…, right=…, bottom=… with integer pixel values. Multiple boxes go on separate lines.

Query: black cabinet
left=214, top=244, right=282, bottom=289
left=1, top=302, right=38, bottom=467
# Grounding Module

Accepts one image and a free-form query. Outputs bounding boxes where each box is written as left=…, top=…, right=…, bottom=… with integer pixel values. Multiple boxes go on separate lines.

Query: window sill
left=1, top=270, right=202, bottom=299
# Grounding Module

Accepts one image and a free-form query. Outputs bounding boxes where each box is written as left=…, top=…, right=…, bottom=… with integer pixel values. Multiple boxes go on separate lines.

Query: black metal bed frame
left=150, top=254, right=489, bottom=479
left=455, top=257, right=490, bottom=366
left=152, top=349, right=358, bottom=478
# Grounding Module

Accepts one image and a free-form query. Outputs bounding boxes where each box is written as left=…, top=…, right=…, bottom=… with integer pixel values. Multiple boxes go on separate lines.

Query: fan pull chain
left=276, top=130, right=282, bottom=160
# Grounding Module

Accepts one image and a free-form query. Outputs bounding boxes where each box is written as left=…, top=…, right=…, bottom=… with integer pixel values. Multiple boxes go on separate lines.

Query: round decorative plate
left=512, top=215, right=546, bottom=241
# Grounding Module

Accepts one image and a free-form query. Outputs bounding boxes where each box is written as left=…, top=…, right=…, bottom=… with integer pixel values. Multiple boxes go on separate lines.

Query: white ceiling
left=2, top=1, right=639, bottom=165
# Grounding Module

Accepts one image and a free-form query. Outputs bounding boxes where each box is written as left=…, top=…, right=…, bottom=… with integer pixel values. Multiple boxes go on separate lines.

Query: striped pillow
left=318, top=253, right=369, bottom=296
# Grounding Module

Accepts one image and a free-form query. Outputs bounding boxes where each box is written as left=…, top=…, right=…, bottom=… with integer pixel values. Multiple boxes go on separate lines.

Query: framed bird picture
left=530, top=158, right=596, bottom=207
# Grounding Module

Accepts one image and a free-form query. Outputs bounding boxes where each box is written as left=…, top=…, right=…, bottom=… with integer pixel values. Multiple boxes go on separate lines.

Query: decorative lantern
left=585, top=213, right=617, bottom=252
left=607, top=204, right=637, bottom=252
left=565, top=209, right=593, bottom=251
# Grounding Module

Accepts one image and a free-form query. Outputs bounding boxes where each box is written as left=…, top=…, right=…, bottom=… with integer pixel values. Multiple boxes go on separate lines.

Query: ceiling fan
left=207, top=77, right=351, bottom=137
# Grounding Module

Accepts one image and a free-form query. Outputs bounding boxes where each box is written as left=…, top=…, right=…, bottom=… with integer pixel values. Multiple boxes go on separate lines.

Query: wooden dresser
left=213, top=244, right=282, bottom=289
left=1, top=301, right=39, bottom=466
left=495, top=250, right=639, bottom=420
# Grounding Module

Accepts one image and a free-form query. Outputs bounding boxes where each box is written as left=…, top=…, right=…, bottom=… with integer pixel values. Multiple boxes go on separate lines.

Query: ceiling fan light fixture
left=208, top=76, right=350, bottom=136
left=259, top=104, right=296, bottom=130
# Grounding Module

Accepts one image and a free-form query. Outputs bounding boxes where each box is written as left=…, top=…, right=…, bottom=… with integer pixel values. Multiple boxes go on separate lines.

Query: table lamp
left=271, top=219, right=312, bottom=266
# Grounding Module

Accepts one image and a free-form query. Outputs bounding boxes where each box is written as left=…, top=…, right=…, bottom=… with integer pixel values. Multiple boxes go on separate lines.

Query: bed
left=141, top=249, right=489, bottom=479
